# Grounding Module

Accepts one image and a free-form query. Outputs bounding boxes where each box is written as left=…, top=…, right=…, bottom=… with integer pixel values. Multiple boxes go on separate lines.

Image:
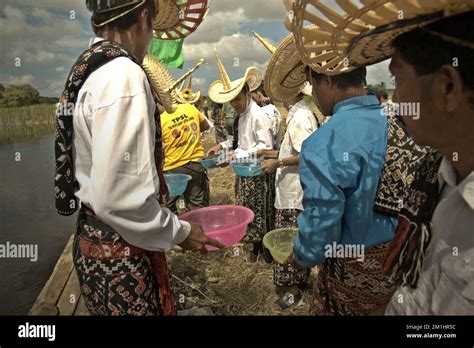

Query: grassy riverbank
left=0, top=104, right=55, bottom=145
left=0, top=104, right=55, bottom=126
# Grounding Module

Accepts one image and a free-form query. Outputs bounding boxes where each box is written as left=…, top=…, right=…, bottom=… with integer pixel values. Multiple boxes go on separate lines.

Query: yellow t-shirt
left=161, top=103, right=206, bottom=171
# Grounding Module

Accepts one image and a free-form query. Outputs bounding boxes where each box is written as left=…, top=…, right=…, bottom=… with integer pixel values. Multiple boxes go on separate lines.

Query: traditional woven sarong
left=73, top=208, right=176, bottom=315
left=62, top=40, right=174, bottom=316
left=272, top=209, right=309, bottom=290
left=382, top=149, right=443, bottom=288
left=310, top=242, right=397, bottom=315
left=235, top=173, right=275, bottom=243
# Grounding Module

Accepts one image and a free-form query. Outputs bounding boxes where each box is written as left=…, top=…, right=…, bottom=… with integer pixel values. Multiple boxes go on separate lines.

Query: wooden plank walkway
left=29, top=234, right=89, bottom=316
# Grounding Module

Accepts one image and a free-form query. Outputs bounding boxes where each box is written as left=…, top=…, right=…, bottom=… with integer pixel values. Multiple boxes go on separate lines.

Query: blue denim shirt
left=294, top=96, right=397, bottom=268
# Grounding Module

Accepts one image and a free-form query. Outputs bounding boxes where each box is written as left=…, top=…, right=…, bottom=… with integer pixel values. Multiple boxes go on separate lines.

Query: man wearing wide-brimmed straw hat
left=293, top=0, right=474, bottom=315
left=207, top=52, right=275, bottom=261
left=54, top=0, right=222, bottom=315
left=283, top=0, right=430, bottom=315
left=252, top=30, right=320, bottom=309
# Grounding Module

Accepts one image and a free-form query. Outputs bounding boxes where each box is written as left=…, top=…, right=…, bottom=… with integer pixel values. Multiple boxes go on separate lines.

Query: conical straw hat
left=253, top=31, right=277, bottom=54
left=285, top=0, right=474, bottom=73
left=254, top=30, right=312, bottom=102
left=208, top=50, right=262, bottom=104
left=175, top=73, right=202, bottom=104
left=185, top=75, right=193, bottom=90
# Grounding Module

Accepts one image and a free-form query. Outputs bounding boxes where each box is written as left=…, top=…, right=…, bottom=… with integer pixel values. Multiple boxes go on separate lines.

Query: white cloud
left=0, top=5, right=88, bottom=66
left=186, top=9, right=247, bottom=44
left=209, top=0, right=286, bottom=20
left=184, top=34, right=270, bottom=66
left=367, top=60, right=393, bottom=87
left=2, top=0, right=90, bottom=18
left=190, top=77, right=207, bottom=90
left=0, top=74, right=35, bottom=86
left=31, top=7, right=57, bottom=23
left=182, top=33, right=273, bottom=93
left=34, top=51, right=61, bottom=64
left=186, top=1, right=288, bottom=45
left=45, top=79, right=65, bottom=96
left=0, top=2, right=91, bottom=96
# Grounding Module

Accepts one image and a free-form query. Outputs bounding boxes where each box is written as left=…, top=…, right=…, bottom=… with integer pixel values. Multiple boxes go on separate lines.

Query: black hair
left=86, top=0, right=155, bottom=34
left=380, top=91, right=388, bottom=99
left=309, top=66, right=367, bottom=89
left=256, top=84, right=267, bottom=97
left=392, top=10, right=474, bottom=91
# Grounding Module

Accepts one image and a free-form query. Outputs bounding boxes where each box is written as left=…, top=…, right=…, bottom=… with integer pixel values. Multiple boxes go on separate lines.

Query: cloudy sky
left=0, top=0, right=392, bottom=97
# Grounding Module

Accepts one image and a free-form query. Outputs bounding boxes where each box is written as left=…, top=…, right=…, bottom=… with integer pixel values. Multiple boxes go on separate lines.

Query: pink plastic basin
left=180, top=205, right=254, bottom=251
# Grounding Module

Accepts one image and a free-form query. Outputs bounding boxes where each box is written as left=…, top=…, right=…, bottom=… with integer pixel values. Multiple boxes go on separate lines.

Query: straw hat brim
left=153, top=0, right=180, bottom=31
left=286, top=0, right=474, bottom=74
left=286, top=1, right=354, bottom=75
left=154, top=0, right=209, bottom=40
left=175, top=89, right=201, bottom=104
left=347, top=12, right=446, bottom=67
left=263, top=31, right=311, bottom=102
left=208, top=67, right=262, bottom=104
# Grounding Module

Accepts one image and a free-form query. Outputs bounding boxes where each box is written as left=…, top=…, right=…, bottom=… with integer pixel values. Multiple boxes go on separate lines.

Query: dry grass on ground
left=169, top=248, right=314, bottom=315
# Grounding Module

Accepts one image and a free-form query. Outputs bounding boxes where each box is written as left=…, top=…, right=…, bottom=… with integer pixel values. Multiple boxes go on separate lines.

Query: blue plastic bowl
left=231, top=159, right=263, bottom=177
left=164, top=174, right=192, bottom=197
left=200, top=156, right=220, bottom=169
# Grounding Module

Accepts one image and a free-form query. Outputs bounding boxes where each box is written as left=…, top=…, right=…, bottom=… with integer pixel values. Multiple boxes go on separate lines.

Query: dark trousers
left=165, top=161, right=210, bottom=213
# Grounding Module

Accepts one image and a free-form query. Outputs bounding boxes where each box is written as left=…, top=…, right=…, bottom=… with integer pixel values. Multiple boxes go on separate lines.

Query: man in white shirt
left=382, top=10, right=474, bottom=315
left=258, top=90, right=318, bottom=309
left=56, top=0, right=222, bottom=316
left=207, top=55, right=274, bottom=261
left=213, top=86, right=273, bottom=160
left=385, top=156, right=474, bottom=315
left=208, top=84, right=274, bottom=260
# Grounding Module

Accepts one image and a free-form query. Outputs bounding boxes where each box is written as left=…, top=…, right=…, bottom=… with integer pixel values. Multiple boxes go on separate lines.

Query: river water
left=0, top=135, right=75, bottom=314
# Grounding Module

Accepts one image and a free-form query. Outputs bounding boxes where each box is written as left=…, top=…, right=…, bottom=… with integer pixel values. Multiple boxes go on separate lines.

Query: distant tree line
left=366, top=82, right=391, bottom=102
left=0, top=84, right=58, bottom=108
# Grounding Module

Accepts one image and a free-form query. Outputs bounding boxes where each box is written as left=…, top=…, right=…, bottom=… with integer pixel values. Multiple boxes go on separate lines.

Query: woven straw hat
left=208, top=51, right=262, bottom=104
left=153, top=0, right=180, bottom=31
left=175, top=74, right=201, bottom=104
left=142, top=54, right=205, bottom=113
left=154, top=0, right=209, bottom=40
left=285, top=0, right=474, bottom=73
left=253, top=30, right=312, bottom=102
left=91, top=0, right=180, bottom=31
